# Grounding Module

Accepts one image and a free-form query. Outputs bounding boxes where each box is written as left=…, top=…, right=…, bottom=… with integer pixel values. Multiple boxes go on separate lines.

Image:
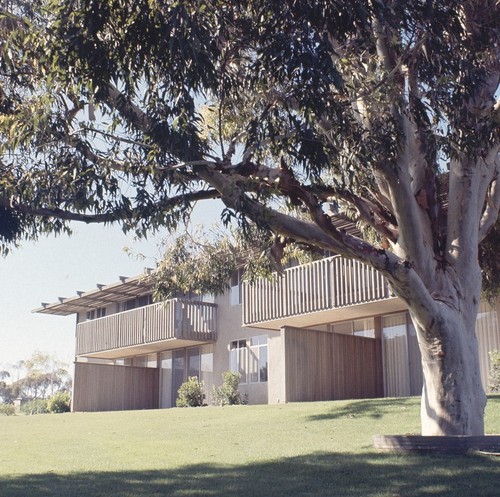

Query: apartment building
left=34, top=255, right=500, bottom=411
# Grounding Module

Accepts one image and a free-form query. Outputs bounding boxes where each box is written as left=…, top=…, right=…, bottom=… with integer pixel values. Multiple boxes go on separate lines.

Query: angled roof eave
left=32, top=270, right=155, bottom=316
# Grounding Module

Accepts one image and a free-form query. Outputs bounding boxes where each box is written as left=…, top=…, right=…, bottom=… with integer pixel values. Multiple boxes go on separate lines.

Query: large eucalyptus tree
left=0, top=1, right=498, bottom=435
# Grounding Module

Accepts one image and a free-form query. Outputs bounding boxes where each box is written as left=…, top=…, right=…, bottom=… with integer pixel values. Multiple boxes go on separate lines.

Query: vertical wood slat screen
left=381, top=314, right=411, bottom=397
left=76, top=299, right=217, bottom=355
left=475, top=301, right=500, bottom=390
left=72, top=362, right=159, bottom=412
left=282, top=326, right=383, bottom=402
left=243, top=255, right=390, bottom=326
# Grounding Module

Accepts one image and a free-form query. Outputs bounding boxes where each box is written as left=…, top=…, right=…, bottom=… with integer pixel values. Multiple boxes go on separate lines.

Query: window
left=117, top=294, right=152, bottom=312
left=159, top=346, right=214, bottom=408
left=137, top=294, right=153, bottom=308
left=229, top=336, right=268, bottom=384
left=230, top=269, right=243, bottom=305
left=86, top=307, right=106, bottom=320
left=353, top=318, right=375, bottom=338
left=331, top=321, right=353, bottom=335
left=188, top=347, right=201, bottom=378
left=117, top=299, right=135, bottom=312
left=331, top=318, right=375, bottom=338
left=230, top=339, right=247, bottom=383
left=201, top=294, right=215, bottom=304
left=249, top=335, right=268, bottom=383
left=131, top=353, right=157, bottom=368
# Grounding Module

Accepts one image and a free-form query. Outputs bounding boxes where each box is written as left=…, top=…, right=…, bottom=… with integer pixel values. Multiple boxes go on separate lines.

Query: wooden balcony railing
left=243, top=255, right=390, bottom=326
left=76, top=299, right=217, bottom=355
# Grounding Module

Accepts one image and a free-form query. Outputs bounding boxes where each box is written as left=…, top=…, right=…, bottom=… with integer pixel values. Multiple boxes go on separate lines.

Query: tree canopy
left=0, top=1, right=499, bottom=435
left=0, top=1, right=495, bottom=257
left=0, top=352, right=71, bottom=403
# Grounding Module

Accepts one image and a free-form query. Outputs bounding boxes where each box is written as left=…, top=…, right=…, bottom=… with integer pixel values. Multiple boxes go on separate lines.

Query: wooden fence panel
left=283, top=327, right=383, bottom=403
left=72, top=362, right=159, bottom=412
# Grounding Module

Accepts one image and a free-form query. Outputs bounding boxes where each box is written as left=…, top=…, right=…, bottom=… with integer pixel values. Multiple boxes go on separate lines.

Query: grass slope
left=1, top=396, right=499, bottom=497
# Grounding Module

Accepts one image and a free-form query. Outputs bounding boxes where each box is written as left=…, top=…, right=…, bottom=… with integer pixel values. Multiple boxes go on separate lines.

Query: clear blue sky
left=0, top=202, right=222, bottom=372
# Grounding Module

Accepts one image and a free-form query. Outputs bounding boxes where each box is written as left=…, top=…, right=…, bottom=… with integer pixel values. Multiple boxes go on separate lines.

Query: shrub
left=0, top=403, right=15, bottom=416
left=212, top=371, right=247, bottom=406
left=47, top=392, right=71, bottom=413
left=176, top=377, right=205, bottom=407
left=21, top=398, right=48, bottom=415
left=489, top=350, right=500, bottom=393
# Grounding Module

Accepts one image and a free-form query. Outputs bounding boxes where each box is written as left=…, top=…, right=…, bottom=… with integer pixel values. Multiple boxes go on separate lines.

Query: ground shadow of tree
left=1, top=451, right=498, bottom=497
left=304, top=395, right=500, bottom=424
left=306, top=397, right=419, bottom=421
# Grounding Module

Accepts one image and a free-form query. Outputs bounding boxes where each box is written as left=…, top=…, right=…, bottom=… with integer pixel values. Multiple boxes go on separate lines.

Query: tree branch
left=76, top=126, right=154, bottom=150
left=336, top=191, right=399, bottom=242
left=106, top=83, right=156, bottom=134
left=369, top=5, right=438, bottom=277
left=64, top=132, right=126, bottom=172
left=479, top=154, right=500, bottom=242
left=12, top=189, right=220, bottom=225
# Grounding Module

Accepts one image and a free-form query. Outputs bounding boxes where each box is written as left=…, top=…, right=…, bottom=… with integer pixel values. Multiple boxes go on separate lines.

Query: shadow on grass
left=305, top=395, right=500, bottom=424
left=306, top=397, right=420, bottom=421
left=2, top=451, right=498, bottom=497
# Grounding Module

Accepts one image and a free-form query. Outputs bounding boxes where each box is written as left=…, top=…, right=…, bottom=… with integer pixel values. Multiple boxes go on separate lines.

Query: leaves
left=0, top=0, right=497, bottom=295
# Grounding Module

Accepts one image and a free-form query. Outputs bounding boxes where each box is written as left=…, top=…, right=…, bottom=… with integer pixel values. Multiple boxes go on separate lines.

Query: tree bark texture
left=414, top=309, right=486, bottom=436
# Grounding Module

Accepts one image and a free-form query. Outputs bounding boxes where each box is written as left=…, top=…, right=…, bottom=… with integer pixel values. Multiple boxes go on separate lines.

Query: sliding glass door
left=172, top=350, right=186, bottom=406
left=160, top=346, right=214, bottom=408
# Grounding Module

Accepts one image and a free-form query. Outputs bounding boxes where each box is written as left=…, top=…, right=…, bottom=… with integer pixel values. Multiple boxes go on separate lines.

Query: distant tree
left=8, top=352, right=71, bottom=400
left=0, top=1, right=498, bottom=436
left=0, top=370, right=13, bottom=404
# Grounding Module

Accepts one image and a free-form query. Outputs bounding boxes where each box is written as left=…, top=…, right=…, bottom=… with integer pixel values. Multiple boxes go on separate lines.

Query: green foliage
left=6, top=352, right=71, bottom=400
left=155, top=230, right=238, bottom=300
left=0, top=0, right=498, bottom=292
left=153, top=224, right=318, bottom=300
left=20, top=398, right=48, bottom=415
left=47, top=391, right=71, bottom=413
left=176, top=376, right=205, bottom=408
left=488, top=350, right=500, bottom=393
left=0, top=403, right=16, bottom=416
left=0, top=206, right=22, bottom=243
left=0, top=370, right=14, bottom=404
left=212, top=371, right=247, bottom=406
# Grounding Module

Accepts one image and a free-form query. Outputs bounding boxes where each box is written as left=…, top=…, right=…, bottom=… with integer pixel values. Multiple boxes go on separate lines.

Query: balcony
left=243, top=255, right=404, bottom=329
left=76, top=299, right=217, bottom=358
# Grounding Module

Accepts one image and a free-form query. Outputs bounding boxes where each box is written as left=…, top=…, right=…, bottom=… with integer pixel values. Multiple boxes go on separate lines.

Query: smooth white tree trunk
left=413, top=307, right=486, bottom=436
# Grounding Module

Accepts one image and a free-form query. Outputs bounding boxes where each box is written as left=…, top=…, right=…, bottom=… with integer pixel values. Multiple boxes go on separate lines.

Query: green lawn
left=1, top=396, right=499, bottom=497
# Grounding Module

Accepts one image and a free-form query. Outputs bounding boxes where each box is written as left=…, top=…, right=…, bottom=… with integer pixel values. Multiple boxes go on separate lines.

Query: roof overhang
left=33, top=271, right=155, bottom=316
left=245, top=296, right=407, bottom=330
left=77, top=337, right=215, bottom=360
